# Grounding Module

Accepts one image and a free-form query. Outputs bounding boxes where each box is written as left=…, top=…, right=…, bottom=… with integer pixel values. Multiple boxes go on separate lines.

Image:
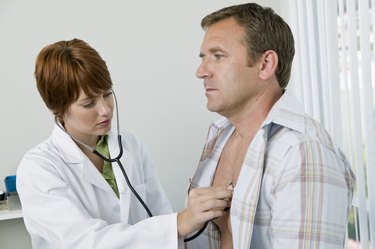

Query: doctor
left=16, top=38, right=232, bottom=249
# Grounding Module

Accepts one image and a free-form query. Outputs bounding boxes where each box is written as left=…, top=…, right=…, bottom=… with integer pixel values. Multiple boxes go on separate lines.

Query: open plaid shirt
left=186, top=91, right=355, bottom=249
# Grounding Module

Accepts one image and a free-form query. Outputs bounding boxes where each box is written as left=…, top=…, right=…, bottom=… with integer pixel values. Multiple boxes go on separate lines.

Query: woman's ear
left=259, top=50, right=278, bottom=80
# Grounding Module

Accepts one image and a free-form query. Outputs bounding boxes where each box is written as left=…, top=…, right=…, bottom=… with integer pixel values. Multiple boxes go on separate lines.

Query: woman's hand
left=177, top=186, right=233, bottom=238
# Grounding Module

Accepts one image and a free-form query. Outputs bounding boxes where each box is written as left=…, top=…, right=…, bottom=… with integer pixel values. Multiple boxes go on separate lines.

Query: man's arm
left=270, top=140, right=355, bottom=248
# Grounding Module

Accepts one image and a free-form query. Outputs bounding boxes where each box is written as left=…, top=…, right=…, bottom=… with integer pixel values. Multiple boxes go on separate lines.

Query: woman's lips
left=98, top=119, right=110, bottom=127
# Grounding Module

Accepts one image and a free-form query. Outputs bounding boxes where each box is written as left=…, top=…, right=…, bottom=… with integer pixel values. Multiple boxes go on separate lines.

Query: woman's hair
left=201, top=3, right=295, bottom=88
left=34, top=38, right=113, bottom=120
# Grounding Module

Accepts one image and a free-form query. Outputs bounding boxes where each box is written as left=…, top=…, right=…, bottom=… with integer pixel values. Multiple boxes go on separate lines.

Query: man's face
left=196, top=17, right=263, bottom=118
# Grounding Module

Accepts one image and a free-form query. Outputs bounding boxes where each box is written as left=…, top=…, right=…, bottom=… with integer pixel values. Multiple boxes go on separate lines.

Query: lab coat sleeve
left=17, top=153, right=179, bottom=249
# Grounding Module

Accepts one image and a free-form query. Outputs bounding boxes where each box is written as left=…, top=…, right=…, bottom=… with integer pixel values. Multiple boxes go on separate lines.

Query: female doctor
left=16, top=38, right=232, bottom=249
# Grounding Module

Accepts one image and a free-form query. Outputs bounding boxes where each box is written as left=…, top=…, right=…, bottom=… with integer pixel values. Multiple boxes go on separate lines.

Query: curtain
left=282, top=0, right=375, bottom=248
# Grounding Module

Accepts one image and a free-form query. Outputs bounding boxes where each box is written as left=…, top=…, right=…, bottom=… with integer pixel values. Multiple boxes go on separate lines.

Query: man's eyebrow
left=209, top=47, right=225, bottom=53
left=199, top=47, right=225, bottom=58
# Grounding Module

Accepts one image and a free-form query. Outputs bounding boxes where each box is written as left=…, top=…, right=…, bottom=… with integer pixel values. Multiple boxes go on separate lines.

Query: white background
left=0, top=0, right=281, bottom=249
left=0, top=0, right=281, bottom=211
left=0, top=0, right=281, bottom=247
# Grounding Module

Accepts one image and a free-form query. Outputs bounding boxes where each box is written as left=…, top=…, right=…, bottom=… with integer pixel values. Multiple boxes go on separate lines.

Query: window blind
left=283, top=0, right=375, bottom=248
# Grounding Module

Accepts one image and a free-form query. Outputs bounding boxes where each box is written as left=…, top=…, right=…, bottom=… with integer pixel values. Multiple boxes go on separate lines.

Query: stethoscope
left=55, top=90, right=205, bottom=242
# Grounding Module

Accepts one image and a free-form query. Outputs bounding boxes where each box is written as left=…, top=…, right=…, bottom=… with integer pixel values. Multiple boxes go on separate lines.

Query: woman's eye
left=83, top=101, right=95, bottom=108
left=104, top=91, right=113, bottom=98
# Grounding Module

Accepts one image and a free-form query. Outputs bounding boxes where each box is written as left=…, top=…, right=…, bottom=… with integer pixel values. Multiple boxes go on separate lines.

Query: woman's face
left=63, top=88, right=114, bottom=147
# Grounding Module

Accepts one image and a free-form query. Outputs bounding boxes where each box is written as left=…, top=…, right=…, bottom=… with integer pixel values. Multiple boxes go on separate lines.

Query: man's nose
left=196, top=60, right=212, bottom=79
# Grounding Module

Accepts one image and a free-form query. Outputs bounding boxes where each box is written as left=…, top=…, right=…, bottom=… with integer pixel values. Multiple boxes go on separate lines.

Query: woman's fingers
left=189, top=195, right=230, bottom=213
left=189, top=186, right=232, bottom=198
left=189, top=187, right=232, bottom=211
left=177, top=186, right=233, bottom=237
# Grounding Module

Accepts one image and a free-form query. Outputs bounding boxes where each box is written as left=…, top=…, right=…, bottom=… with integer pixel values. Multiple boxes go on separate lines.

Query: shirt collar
left=210, top=90, right=305, bottom=134
left=263, top=90, right=305, bottom=134
left=96, top=135, right=108, bottom=149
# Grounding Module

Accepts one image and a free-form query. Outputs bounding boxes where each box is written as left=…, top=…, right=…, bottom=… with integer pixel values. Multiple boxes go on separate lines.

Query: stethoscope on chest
left=55, top=90, right=201, bottom=242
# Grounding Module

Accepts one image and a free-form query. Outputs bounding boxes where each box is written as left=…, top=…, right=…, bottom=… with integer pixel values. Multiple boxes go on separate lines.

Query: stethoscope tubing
left=93, top=134, right=153, bottom=217
left=54, top=89, right=205, bottom=242
left=93, top=133, right=206, bottom=242
left=93, top=134, right=206, bottom=242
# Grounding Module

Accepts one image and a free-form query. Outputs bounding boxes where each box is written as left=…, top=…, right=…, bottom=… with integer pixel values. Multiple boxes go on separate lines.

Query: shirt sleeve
left=269, top=140, right=355, bottom=248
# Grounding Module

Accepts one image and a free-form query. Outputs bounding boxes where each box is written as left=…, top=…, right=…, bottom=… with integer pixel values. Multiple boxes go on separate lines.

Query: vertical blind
left=283, top=0, right=375, bottom=248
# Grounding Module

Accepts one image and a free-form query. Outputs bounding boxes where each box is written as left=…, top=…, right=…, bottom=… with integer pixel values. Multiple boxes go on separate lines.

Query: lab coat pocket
left=129, top=183, right=148, bottom=223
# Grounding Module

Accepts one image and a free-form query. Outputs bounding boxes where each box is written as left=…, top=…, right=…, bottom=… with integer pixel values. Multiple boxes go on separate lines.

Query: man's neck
left=227, top=87, right=283, bottom=139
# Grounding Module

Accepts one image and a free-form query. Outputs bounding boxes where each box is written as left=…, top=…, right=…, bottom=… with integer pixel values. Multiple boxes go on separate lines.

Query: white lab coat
left=17, top=125, right=179, bottom=249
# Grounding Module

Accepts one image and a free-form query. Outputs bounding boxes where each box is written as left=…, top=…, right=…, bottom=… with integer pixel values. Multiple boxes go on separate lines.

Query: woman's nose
left=98, top=99, right=112, bottom=116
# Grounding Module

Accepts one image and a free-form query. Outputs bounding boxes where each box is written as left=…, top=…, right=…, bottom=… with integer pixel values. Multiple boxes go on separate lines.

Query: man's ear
left=259, top=50, right=278, bottom=80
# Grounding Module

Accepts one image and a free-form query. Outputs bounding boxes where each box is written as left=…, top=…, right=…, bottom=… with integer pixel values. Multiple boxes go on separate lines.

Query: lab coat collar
left=51, top=125, right=85, bottom=164
left=51, top=125, right=132, bottom=197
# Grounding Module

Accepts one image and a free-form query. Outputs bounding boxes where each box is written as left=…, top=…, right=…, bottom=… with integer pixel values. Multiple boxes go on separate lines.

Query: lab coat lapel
left=80, top=156, right=112, bottom=192
left=108, top=133, right=133, bottom=223
left=52, top=125, right=117, bottom=193
left=231, top=127, right=268, bottom=249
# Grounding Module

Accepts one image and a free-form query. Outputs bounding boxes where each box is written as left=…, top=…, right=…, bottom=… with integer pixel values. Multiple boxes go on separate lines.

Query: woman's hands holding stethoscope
left=177, top=186, right=233, bottom=239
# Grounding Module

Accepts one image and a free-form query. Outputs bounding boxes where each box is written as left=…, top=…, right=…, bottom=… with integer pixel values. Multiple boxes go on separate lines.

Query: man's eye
left=214, top=54, right=224, bottom=60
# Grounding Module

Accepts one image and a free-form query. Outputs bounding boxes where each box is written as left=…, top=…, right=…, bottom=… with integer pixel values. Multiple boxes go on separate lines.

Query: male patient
left=186, top=3, right=355, bottom=249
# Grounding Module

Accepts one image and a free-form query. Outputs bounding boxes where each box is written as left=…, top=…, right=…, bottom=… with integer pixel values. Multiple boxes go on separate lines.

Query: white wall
left=0, top=0, right=280, bottom=247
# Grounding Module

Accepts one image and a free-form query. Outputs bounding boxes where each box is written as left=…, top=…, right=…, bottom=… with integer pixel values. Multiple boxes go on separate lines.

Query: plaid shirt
left=186, top=91, right=355, bottom=249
